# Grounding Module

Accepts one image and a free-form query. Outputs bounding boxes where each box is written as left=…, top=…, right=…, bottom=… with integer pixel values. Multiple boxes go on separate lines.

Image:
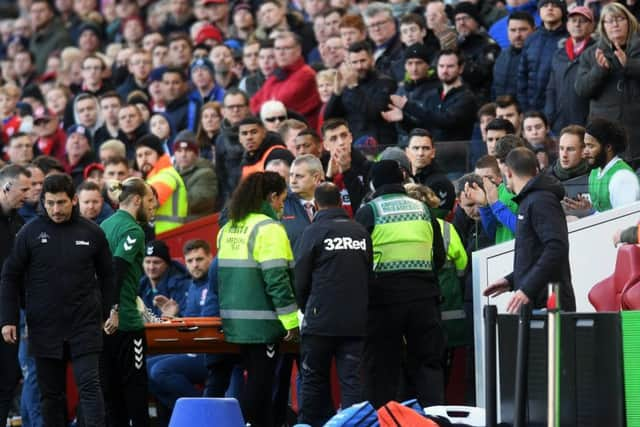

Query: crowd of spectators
left=3, top=0, right=640, bottom=423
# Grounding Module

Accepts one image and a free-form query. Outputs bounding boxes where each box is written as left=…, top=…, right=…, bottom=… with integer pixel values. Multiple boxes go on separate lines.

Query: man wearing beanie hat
left=139, top=240, right=191, bottom=318
left=562, top=118, right=640, bottom=213
left=453, top=1, right=500, bottom=103
left=189, top=57, right=225, bottom=105
left=173, top=130, right=218, bottom=218
left=354, top=159, right=446, bottom=409
left=135, top=134, right=189, bottom=233
left=516, top=0, right=567, bottom=112
left=382, top=43, right=439, bottom=146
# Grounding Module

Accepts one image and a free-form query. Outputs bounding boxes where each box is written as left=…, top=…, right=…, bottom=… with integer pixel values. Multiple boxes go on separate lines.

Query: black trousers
left=299, top=335, right=364, bottom=427
left=35, top=350, right=104, bottom=427
left=0, top=339, right=20, bottom=425
left=363, top=297, right=446, bottom=408
left=102, top=330, right=149, bottom=427
left=238, top=343, right=280, bottom=427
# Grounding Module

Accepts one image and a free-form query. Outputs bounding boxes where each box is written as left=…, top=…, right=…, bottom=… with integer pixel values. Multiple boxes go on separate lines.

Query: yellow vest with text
left=149, top=167, right=189, bottom=234
left=369, top=193, right=434, bottom=273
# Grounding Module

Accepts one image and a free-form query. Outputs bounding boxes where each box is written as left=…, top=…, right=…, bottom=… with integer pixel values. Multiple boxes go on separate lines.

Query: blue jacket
left=489, top=1, right=541, bottom=49
left=164, top=94, right=198, bottom=136
left=544, top=37, right=594, bottom=135
left=517, top=25, right=568, bottom=112
left=188, top=85, right=225, bottom=108
left=139, top=260, right=191, bottom=317
left=182, top=259, right=219, bottom=317
left=492, top=46, right=523, bottom=99
left=95, top=202, right=114, bottom=224
left=281, top=191, right=312, bottom=256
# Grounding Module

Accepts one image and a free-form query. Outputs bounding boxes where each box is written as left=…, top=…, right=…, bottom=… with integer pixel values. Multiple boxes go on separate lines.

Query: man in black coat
left=484, top=147, right=576, bottom=312
left=382, top=50, right=477, bottom=143
left=295, top=183, right=373, bottom=427
left=324, top=41, right=398, bottom=145
left=0, top=174, right=116, bottom=427
left=492, top=11, right=535, bottom=99
left=0, top=165, right=31, bottom=426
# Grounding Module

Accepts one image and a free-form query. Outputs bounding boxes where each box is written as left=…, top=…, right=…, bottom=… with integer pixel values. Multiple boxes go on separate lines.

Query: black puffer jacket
left=517, top=25, right=568, bottom=112
left=508, top=173, right=575, bottom=311
left=0, top=208, right=115, bottom=358
left=492, top=45, right=522, bottom=99
left=458, top=32, right=501, bottom=103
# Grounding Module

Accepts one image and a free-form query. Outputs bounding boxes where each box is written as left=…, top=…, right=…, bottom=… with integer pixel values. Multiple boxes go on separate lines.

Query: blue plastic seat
left=168, top=397, right=245, bottom=427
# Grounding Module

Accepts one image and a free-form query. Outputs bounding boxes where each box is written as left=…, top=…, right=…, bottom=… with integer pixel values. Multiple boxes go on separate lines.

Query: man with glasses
left=216, top=90, right=251, bottom=205
left=363, top=2, right=404, bottom=81
left=117, top=50, right=152, bottom=101
left=250, top=31, right=322, bottom=129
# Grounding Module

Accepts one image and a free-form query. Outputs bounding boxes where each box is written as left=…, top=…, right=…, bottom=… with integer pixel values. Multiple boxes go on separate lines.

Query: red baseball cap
left=195, top=24, right=223, bottom=45
left=568, top=5, right=594, bottom=22
left=203, top=0, right=227, bottom=5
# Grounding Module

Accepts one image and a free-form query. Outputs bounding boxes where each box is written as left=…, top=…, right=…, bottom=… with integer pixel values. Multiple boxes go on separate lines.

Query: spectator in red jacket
left=250, top=31, right=322, bottom=130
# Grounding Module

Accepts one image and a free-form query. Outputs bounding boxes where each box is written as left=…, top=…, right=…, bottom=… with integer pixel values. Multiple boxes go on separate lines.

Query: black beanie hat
left=145, top=240, right=172, bottom=264
left=404, top=43, right=431, bottom=64
left=135, top=134, right=165, bottom=156
left=370, top=160, right=404, bottom=189
left=453, top=2, right=482, bottom=25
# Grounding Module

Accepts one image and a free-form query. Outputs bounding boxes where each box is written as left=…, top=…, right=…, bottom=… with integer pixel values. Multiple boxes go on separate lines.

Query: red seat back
left=589, top=245, right=640, bottom=311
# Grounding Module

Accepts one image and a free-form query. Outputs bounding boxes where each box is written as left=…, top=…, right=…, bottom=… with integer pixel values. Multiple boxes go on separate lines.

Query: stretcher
left=145, top=317, right=298, bottom=354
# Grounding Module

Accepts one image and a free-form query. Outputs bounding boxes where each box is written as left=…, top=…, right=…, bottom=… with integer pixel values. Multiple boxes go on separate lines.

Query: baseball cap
left=203, top=0, right=227, bottom=4
left=195, top=24, right=223, bottom=45
left=173, top=130, right=199, bottom=153
left=83, top=162, right=105, bottom=179
left=568, top=5, right=593, bottom=21
left=33, top=106, right=55, bottom=122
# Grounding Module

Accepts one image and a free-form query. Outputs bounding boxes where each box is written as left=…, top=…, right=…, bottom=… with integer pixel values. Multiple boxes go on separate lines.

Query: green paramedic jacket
left=217, top=209, right=299, bottom=344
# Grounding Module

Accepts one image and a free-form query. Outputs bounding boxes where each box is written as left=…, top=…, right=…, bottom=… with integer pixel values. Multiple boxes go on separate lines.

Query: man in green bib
left=563, top=118, right=640, bottom=213
left=100, top=177, right=157, bottom=427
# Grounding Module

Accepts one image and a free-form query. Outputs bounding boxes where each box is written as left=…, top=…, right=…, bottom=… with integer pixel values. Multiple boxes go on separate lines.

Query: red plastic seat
left=588, top=244, right=640, bottom=311
left=622, top=277, right=640, bottom=309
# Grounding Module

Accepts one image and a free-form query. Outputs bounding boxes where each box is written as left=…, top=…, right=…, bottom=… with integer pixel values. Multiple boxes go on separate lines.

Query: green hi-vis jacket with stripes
left=217, top=209, right=299, bottom=344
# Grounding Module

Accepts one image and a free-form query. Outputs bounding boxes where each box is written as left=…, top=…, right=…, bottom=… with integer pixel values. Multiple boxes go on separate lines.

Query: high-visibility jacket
left=241, top=145, right=281, bottom=179
left=437, top=219, right=467, bottom=347
left=217, top=211, right=299, bottom=344
left=369, top=194, right=434, bottom=273
left=147, top=154, right=189, bottom=234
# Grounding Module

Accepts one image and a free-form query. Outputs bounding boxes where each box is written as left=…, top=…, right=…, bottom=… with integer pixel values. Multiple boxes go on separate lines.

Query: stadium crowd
left=1, top=0, right=640, bottom=425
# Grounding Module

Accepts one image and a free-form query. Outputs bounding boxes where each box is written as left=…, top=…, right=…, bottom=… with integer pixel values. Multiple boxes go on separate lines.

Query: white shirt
left=598, top=156, right=640, bottom=209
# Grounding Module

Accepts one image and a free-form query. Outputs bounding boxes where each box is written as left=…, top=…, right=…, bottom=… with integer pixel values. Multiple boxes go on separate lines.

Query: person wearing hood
left=0, top=173, right=116, bottom=427
left=484, top=147, right=576, bottom=312
left=517, top=0, right=568, bottom=112
left=135, top=134, right=188, bottom=234
left=489, top=0, right=542, bottom=49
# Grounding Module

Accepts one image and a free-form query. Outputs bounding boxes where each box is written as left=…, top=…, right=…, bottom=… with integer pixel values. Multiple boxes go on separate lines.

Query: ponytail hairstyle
left=107, top=177, right=149, bottom=206
left=228, top=172, right=287, bottom=222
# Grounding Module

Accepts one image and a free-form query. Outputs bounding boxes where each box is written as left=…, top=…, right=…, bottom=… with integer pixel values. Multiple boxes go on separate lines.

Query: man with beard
left=100, top=177, right=157, bottom=427
left=492, top=12, right=535, bottom=99
left=135, top=135, right=188, bottom=234
left=1, top=173, right=115, bottom=427
left=325, top=41, right=397, bottom=144
left=383, top=50, right=477, bottom=143
left=547, top=125, right=590, bottom=197
left=562, top=118, right=640, bottom=214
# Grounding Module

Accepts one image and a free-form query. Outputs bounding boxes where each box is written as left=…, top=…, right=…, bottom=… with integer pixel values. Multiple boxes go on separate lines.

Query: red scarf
left=565, top=37, right=590, bottom=61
